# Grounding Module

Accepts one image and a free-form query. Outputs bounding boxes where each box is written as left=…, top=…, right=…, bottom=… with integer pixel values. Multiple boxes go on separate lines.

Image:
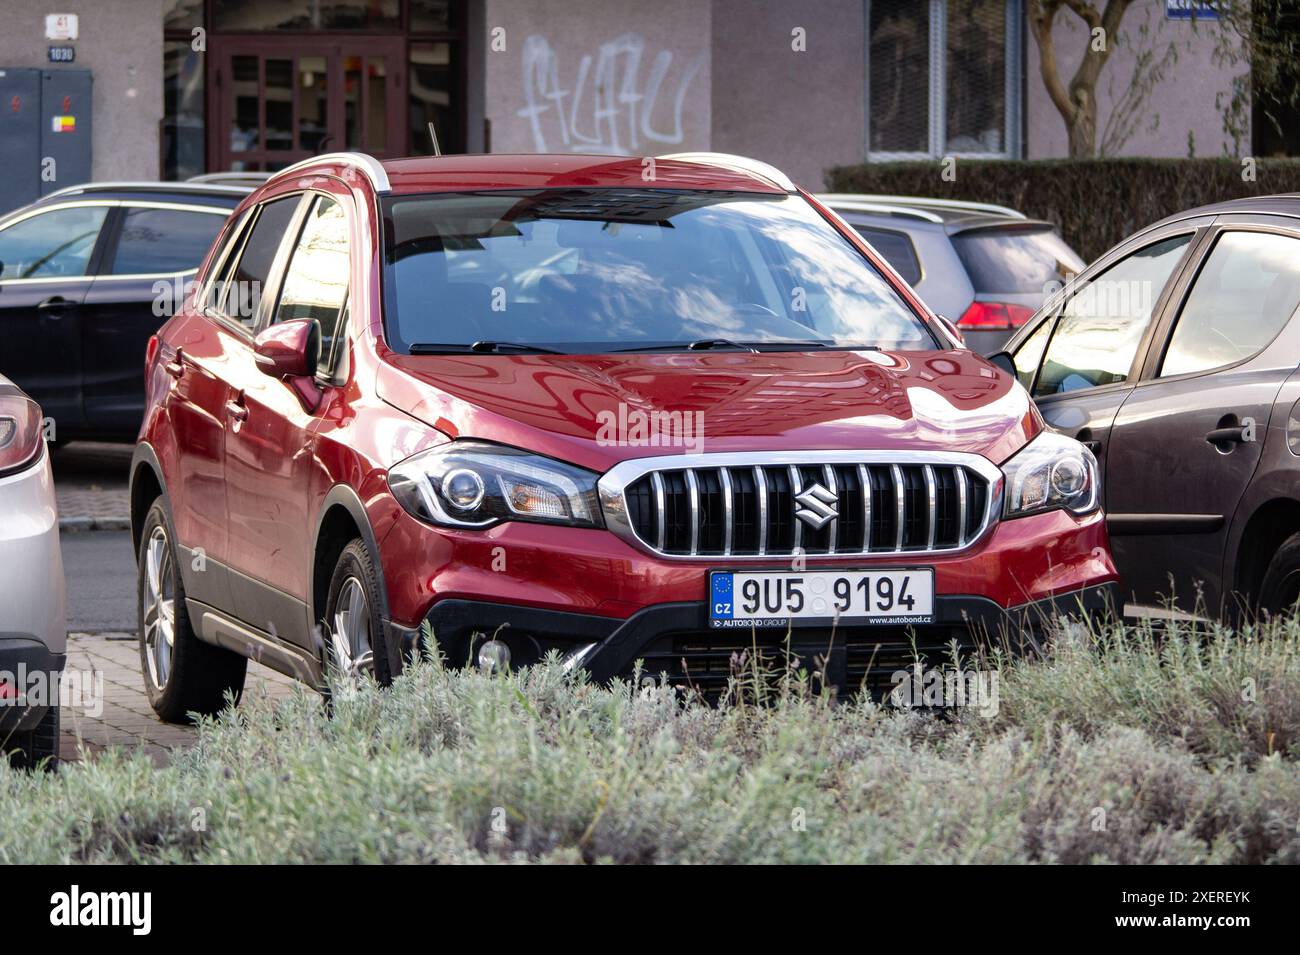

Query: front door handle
left=37, top=295, right=75, bottom=318
left=225, top=396, right=248, bottom=423
left=1206, top=426, right=1248, bottom=445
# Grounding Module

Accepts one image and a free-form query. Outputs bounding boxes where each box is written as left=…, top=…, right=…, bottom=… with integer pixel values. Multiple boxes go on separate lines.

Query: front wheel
left=323, top=539, right=393, bottom=688
left=137, top=499, right=247, bottom=722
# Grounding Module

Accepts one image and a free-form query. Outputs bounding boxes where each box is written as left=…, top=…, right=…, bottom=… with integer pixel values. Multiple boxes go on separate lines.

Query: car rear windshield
left=380, top=189, right=935, bottom=353
left=951, top=226, right=1085, bottom=295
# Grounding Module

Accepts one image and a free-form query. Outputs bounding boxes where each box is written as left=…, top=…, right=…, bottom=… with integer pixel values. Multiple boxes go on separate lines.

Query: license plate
left=709, top=568, right=934, bottom=628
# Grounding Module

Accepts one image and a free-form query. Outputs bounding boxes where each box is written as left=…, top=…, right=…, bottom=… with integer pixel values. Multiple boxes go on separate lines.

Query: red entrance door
left=208, top=36, right=405, bottom=171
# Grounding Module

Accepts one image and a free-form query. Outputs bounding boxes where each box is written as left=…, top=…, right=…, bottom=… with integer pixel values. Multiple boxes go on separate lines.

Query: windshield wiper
left=408, top=341, right=565, bottom=355
left=614, top=339, right=834, bottom=354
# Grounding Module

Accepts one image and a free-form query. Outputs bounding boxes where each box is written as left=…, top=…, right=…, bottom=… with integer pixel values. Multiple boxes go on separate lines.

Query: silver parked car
left=819, top=194, right=1085, bottom=354
left=0, top=373, right=65, bottom=769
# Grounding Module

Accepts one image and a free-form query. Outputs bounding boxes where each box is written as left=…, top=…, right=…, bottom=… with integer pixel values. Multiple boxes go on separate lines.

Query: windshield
left=380, top=189, right=935, bottom=354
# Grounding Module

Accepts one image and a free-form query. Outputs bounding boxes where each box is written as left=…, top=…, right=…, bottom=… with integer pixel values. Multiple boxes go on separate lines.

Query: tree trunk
left=1066, top=88, right=1097, bottom=157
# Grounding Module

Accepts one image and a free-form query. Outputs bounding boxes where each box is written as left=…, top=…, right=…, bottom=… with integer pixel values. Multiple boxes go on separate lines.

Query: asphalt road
left=63, top=530, right=137, bottom=633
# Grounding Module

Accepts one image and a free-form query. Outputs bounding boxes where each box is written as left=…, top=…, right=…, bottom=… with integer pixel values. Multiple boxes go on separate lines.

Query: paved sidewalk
left=53, top=441, right=132, bottom=531
left=60, top=632, right=298, bottom=765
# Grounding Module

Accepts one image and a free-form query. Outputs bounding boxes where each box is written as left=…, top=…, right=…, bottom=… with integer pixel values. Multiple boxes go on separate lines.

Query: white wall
left=1025, top=0, right=1247, bottom=158
left=481, top=0, right=712, bottom=156
left=0, top=0, right=162, bottom=181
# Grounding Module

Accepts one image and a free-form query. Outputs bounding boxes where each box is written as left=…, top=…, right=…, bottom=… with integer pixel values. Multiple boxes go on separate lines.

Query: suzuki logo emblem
left=794, top=483, right=838, bottom=530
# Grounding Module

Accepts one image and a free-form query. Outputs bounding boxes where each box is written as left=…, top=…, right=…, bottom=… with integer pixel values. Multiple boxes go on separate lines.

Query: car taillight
left=957, top=302, right=1036, bottom=329
left=0, top=394, right=44, bottom=476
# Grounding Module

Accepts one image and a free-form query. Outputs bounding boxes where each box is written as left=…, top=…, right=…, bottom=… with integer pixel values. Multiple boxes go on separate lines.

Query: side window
left=1035, top=234, right=1192, bottom=397
left=1011, top=316, right=1053, bottom=391
left=222, top=196, right=300, bottom=330
left=110, top=207, right=227, bottom=275
left=272, top=196, right=350, bottom=378
left=202, top=209, right=252, bottom=313
left=1160, top=231, right=1300, bottom=378
left=0, top=206, right=109, bottom=279
left=852, top=226, right=922, bottom=286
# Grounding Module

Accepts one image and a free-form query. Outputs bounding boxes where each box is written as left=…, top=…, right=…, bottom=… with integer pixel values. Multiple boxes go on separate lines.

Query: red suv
left=130, top=151, right=1118, bottom=718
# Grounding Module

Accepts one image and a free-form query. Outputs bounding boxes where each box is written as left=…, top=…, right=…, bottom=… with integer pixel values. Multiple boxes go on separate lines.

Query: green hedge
left=824, top=158, right=1300, bottom=263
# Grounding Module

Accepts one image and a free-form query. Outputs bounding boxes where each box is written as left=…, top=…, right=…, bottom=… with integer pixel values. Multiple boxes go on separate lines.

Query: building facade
left=0, top=0, right=1258, bottom=200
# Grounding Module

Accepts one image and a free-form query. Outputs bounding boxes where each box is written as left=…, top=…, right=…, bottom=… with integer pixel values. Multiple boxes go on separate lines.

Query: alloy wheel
left=142, top=525, right=175, bottom=690
left=330, top=575, right=374, bottom=680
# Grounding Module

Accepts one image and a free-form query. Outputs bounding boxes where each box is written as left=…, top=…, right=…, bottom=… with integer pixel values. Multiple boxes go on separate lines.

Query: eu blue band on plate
left=710, top=573, right=733, bottom=619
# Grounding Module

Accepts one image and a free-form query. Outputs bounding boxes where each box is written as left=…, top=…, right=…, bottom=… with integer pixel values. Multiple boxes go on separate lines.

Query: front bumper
left=381, top=496, right=1119, bottom=693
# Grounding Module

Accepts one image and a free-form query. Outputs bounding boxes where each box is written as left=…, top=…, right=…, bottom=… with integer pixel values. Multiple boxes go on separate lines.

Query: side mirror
left=936, top=314, right=964, bottom=346
left=987, top=351, right=1017, bottom=377
left=254, top=319, right=319, bottom=380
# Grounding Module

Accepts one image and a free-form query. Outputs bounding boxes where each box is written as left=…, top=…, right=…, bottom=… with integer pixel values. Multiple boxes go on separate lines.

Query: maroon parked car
left=997, top=194, right=1300, bottom=620
left=130, top=151, right=1118, bottom=719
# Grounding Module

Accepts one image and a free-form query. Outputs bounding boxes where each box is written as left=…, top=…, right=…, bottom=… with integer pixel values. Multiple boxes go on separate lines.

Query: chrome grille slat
left=788, top=465, right=803, bottom=555
left=955, top=468, right=968, bottom=547
left=858, top=463, right=872, bottom=552
left=891, top=464, right=905, bottom=552
left=823, top=464, right=838, bottom=555
left=651, top=471, right=666, bottom=552
left=685, top=469, right=700, bottom=556
left=720, top=467, right=734, bottom=557
left=608, top=453, right=998, bottom=560
left=923, top=465, right=937, bottom=550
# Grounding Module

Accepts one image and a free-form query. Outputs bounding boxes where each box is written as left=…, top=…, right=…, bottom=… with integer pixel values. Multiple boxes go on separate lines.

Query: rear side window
left=1161, top=231, right=1300, bottom=377
left=0, top=206, right=108, bottom=279
left=852, top=226, right=922, bottom=285
left=224, top=196, right=299, bottom=329
left=109, top=207, right=227, bottom=275
left=952, top=227, right=1085, bottom=294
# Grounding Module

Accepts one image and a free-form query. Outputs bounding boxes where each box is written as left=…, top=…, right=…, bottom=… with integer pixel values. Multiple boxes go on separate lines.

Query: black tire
left=7, top=704, right=60, bottom=771
left=323, top=539, right=393, bottom=687
left=137, top=498, right=247, bottom=723
left=1258, top=531, right=1300, bottom=618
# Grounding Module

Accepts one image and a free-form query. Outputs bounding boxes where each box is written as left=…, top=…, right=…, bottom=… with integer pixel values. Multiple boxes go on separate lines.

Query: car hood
left=376, top=349, right=1041, bottom=473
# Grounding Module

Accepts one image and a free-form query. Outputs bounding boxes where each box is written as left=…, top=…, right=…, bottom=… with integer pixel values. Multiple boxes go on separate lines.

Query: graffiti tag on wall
left=517, top=33, right=704, bottom=154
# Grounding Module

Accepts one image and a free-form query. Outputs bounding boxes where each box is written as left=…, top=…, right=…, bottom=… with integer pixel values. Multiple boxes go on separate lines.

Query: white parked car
left=0, top=373, right=65, bottom=769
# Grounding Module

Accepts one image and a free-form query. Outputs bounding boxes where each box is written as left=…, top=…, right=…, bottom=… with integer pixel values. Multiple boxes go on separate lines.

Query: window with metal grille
left=867, top=0, right=1023, bottom=161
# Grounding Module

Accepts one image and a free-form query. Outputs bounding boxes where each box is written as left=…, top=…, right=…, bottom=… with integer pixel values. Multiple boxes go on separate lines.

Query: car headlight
left=388, top=441, right=603, bottom=529
left=1001, top=430, right=1099, bottom=519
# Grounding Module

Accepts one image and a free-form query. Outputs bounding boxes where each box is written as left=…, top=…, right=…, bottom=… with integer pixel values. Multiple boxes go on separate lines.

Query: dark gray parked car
left=820, top=194, right=1084, bottom=354
left=994, top=194, right=1300, bottom=620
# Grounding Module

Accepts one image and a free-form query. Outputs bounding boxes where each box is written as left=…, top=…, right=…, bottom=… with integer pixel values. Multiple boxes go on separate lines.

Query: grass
left=2, top=616, right=1300, bottom=863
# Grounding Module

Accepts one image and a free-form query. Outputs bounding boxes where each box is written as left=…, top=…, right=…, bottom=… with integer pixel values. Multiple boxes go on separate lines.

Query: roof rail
left=271, top=152, right=391, bottom=193
left=658, top=152, right=797, bottom=192
left=42, top=181, right=254, bottom=201
left=814, top=198, right=945, bottom=224
left=819, top=193, right=1025, bottom=219
left=187, top=171, right=272, bottom=184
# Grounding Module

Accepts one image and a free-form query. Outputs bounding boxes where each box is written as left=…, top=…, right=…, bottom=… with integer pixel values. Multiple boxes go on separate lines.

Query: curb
left=59, top=516, right=131, bottom=532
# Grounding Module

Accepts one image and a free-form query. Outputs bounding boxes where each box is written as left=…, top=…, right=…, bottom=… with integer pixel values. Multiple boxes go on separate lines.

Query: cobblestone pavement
left=53, top=441, right=132, bottom=530
left=61, top=632, right=298, bottom=765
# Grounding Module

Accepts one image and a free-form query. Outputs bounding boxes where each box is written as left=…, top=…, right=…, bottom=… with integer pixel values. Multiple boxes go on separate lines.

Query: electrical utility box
left=0, top=67, right=93, bottom=215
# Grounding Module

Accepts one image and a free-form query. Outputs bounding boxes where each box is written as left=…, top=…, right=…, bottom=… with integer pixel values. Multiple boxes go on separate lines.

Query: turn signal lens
left=0, top=394, right=44, bottom=477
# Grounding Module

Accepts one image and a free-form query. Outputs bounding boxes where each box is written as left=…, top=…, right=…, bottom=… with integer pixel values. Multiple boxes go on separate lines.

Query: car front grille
left=603, top=453, right=999, bottom=559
